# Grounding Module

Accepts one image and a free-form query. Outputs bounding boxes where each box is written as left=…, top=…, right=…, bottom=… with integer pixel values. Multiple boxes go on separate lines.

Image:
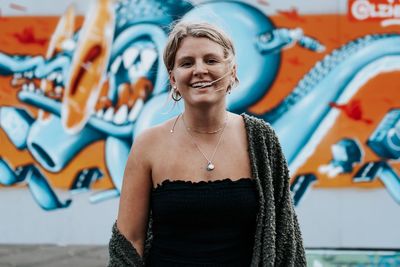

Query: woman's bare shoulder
left=228, top=112, right=246, bottom=130
left=132, top=116, right=179, bottom=149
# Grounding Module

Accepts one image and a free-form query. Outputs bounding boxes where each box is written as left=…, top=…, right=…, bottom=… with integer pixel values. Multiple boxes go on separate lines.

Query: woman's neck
left=182, top=104, right=227, bottom=131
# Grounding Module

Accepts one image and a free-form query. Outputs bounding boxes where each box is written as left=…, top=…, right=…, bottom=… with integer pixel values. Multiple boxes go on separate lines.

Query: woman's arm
left=109, top=130, right=154, bottom=266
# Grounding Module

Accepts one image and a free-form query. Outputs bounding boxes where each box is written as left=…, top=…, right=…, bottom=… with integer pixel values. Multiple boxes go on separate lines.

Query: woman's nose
left=193, top=61, right=208, bottom=75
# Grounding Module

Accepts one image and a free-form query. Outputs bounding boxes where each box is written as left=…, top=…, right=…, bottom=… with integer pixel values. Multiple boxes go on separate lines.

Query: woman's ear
left=232, top=64, right=238, bottom=82
left=169, top=70, right=176, bottom=87
left=231, top=64, right=239, bottom=86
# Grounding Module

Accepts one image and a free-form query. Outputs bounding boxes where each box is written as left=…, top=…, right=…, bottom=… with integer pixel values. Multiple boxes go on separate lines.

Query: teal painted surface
left=306, top=250, right=400, bottom=266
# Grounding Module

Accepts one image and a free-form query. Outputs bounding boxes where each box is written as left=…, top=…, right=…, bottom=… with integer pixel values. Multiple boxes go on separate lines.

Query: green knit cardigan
left=108, top=113, right=307, bottom=266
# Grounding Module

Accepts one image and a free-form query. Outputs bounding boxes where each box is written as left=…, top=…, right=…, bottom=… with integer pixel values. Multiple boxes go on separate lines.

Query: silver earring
left=171, top=86, right=182, bottom=101
left=226, top=82, right=233, bottom=94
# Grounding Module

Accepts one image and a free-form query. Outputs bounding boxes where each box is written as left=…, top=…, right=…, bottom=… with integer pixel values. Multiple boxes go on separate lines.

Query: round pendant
left=206, top=162, right=215, bottom=171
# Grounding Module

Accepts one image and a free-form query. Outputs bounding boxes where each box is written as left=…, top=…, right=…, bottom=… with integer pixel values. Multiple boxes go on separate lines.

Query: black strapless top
left=147, top=178, right=258, bottom=267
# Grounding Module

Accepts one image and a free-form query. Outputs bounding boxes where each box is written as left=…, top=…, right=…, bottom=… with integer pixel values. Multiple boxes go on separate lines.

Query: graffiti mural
left=0, top=0, right=327, bottom=209
left=0, top=0, right=400, bottom=247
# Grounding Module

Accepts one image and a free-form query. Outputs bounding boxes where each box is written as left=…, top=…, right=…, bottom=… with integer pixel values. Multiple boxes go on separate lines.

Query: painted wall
left=0, top=0, right=399, bottom=251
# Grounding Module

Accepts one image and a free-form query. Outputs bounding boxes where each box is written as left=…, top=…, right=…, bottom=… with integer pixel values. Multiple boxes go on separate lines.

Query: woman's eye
left=206, top=59, right=218, bottom=64
left=180, top=62, right=192, bottom=67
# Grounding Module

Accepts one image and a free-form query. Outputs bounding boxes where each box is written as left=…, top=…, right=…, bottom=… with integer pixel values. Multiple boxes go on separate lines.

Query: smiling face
left=169, top=36, right=234, bottom=107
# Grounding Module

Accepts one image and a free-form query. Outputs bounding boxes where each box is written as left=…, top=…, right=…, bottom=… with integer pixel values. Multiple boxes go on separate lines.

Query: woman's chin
left=186, top=94, right=225, bottom=107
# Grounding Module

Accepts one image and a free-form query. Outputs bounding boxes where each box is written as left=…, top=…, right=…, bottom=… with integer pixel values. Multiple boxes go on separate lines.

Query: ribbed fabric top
left=147, top=178, right=258, bottom=267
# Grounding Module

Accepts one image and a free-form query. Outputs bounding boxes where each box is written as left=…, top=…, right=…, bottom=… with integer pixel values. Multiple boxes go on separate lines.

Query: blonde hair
left=163, top=21, right=238, bottom=84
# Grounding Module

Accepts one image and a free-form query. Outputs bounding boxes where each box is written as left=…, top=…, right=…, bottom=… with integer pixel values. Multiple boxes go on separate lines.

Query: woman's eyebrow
left=177, top=53, right=223, bottom=62
left=176, top=56, right=193, bottom=63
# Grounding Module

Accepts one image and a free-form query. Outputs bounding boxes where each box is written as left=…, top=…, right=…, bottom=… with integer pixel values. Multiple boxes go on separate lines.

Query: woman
left=109, top=21, right=306, bottom=266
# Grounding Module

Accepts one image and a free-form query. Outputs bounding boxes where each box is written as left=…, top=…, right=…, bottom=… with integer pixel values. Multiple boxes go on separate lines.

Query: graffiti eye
left=259, top=33, right=272, bottom=43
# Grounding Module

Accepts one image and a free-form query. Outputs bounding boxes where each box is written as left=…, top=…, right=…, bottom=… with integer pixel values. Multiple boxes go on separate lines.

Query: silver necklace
left=185, top=116, right=227, bottom=134
left=181, top=112, right=229, bottom=171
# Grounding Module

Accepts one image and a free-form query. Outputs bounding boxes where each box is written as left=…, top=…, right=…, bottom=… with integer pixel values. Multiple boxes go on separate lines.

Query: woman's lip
left=191, top=85, right=212, bottom=90
left=190, top=81, right=213, bottom=87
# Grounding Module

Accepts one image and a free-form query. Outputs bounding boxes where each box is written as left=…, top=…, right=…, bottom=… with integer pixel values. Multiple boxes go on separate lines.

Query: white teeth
left=123, top=47, right=139, bottom=69
left=14, top=73, right=22, bottom=79
left=61, top=39, right=76, bottom=51
left=22, top=84, right=28, bottom=91
left=96, top=109, right=104, bottom=118
left=128, top=64, right=141, bottom=81
left=28, top=82, right=35, bottom=92
left=11, top=78, right=18, bottom=86
left=128, top=99, right=144, bottom=122
left=140, top=48, right=157, bottom=72
left=24, top=71, right=33, bottom=79
left=117, top=83, right=128, bottom=97
left=103, top=107, right=114, bottom=121
left=47, top=72, right=57, bottom=81
left=110, top=56, right=122, bottom=74
left=40, top=79, right=47, bottom=91
left=55, top=86, right=63, bottom=95
left=56, top=73, right=63, bottom=83
left=192, top=82, right=211, bottom=88
left=113, top=105, right=128, bottom=125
